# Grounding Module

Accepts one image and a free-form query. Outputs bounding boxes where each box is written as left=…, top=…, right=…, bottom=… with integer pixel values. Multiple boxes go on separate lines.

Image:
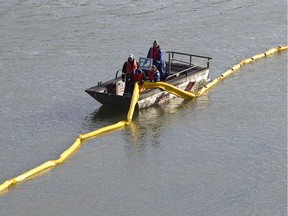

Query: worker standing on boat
left=122, top=54, right=138, bottom=93
left=147, top=40, right=164, bottom=81
left=148, top=65, right=160, bottom=82
left=122, top=54, right=138, bottom=80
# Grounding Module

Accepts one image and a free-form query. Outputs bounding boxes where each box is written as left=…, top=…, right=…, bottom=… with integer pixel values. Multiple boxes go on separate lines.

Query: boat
left=85, top=51, right=212, bottom=109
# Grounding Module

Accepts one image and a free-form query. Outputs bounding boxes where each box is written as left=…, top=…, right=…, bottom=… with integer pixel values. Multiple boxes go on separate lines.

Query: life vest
left=132, top=70, right=143, bottom=82
left=125, top=60, right=137, bottom=74
left=149, top=47, right=159, bottom=61
left=148, top=70, right=160, bottom=82
left=148, top=70, right=155, bottom=81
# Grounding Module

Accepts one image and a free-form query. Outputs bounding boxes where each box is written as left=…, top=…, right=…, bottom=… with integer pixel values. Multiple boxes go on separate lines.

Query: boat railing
left=115, top=69, right=122, bottom=79
left=166, top=51, right=212, bottom=69
left=165, top=51, right=212, bottom=81
left=165, top=65, right=198, bottom=81
left=115, top=52, right=212, bottom=80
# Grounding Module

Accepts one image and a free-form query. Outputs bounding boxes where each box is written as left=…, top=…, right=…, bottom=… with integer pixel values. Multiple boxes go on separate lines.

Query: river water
left=0, top=0, right=287, bottom=215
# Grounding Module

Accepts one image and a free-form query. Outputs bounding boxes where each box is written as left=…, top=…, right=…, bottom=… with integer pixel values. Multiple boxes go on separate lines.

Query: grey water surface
left=0, top=0, right=287, bottom=216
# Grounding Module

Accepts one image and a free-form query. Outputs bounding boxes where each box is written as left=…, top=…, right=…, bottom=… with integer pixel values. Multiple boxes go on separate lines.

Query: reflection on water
left=82, top=104, right=139, bottom=131
left=82, top=93, right=203, bottom=133
left=122, top=93, right=214, bottom=158
left=81, top=97, right=199, bottom=157
left=122, top=98, right=201, bottom=158
left=83, top=95, right=208, bottom=147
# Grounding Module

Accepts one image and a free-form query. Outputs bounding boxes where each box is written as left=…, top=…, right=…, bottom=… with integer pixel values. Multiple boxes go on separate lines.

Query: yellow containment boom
left=0, top=85, right=142, bottom=192
left=196, top=45, right=287, bottom=97
left=0, top=45, right=287, bottom=193
left=141, top=81, right=197, bottom=99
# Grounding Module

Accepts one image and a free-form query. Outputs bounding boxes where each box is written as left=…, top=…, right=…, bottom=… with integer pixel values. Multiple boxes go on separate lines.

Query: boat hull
left=85, top=68, right=209, bottom=109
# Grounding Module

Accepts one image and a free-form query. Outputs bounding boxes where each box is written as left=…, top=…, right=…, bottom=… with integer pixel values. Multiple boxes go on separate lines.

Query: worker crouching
left=147, top=65, right=160, bottom=82
left=124, top=68, right=146, bottom=94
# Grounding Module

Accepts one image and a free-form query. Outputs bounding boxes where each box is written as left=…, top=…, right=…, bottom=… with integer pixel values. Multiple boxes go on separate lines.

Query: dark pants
left=124, top=79, right=134, bottom=94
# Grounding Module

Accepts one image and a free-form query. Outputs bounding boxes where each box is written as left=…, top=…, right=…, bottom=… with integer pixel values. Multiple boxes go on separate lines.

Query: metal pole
left=168, top=51, right=171, bottom=74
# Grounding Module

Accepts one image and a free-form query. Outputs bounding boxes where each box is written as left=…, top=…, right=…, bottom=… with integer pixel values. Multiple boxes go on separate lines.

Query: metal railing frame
left=165, top=51, right=212, bottom=81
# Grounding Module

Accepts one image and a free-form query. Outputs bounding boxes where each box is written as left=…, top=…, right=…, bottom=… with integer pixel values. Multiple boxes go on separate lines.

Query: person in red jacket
left=147, top=40, right=164, bottom=80
left=131, top=68, right=146, bottom=82
left=125, top=68, right=146, bottom=94
left=122, top=54, right=138, bottom=79
left=122, top=54, right=138, bottom=93
left=147, top=65, right=160, bottom=82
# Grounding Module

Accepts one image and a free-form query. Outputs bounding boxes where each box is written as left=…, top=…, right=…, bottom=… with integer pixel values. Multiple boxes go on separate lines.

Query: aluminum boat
left=85, top=51, right=212, bottom=109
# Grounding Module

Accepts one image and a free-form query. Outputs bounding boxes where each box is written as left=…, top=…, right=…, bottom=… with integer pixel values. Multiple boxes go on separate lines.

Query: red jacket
left=148, top=47, right=159, bottom=61
left=132, top=70, right=143, bottom=82
left=148, top=70, right=155, bottom=81
left=123, top=60, right=137, bottom=74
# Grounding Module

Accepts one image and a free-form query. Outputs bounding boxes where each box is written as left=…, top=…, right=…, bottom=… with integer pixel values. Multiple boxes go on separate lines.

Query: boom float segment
left=0, top=45, right=287, bottom=193
left=127, top=82, right=140, bottom=124
left=141, top=81, right=197, bottom=99
left=196, top=45, right=287, bottom=97
left=79, top=121, right=127, bottom=140
left=59, top=138, right=82, bottom=161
